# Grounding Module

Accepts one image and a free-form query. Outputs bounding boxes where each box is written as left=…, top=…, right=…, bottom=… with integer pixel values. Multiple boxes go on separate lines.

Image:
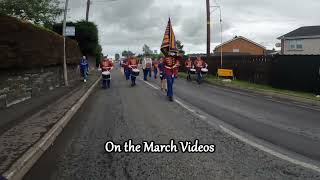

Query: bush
left=52, top=20, right=102, bottom=60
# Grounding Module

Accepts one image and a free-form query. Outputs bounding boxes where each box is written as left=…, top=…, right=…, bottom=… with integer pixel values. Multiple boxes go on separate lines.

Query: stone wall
left=0, top=65, right=79, bottom=109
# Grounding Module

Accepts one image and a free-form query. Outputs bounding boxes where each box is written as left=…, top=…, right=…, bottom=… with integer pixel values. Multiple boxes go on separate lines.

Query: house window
left=233, top=49, right=240, bottom=52
left=288, top=40, right=303, bottom=50
left=296, top=40, right=303, bottom=49
left=289, top=40, right=296, bottom=50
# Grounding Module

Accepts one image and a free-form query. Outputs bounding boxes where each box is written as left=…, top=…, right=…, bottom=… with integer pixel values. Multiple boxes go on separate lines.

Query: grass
left=179, top=72, right=320, bottom=102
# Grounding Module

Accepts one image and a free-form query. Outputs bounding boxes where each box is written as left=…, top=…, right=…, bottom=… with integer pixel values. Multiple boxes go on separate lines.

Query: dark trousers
left=124, top=68, right=130, bottom=80
left=166, top=75, right=175, bottom=97
left=143, top=68, right=151, bottom=80
left=130, top=69, right=136, bottom=85
left=187, top=70, right=191, bottom=81
left=197, top=71, right=203, bottom=84
left=154, top=69, right=158, bottom=79
left=80, top=68, right=88, bottom=80
left=102, top=79, right=111, bottom=88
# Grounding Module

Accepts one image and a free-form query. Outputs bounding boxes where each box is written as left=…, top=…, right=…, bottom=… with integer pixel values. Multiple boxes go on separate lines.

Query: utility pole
left=62, top=0, right=69, bottom=86
left=218, top=7, right=223, bottom=68
left=206, top=0, right=211, bottom=59
left=86, top=0, right=91, bottom=21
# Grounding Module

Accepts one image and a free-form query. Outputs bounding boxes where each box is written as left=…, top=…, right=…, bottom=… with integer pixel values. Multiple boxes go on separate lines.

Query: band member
left=100, top=58, right=114, bottom=88
left=142, top=56, right=152, bottom=81
left=185, top=57, right=193, bottom=81
left=194, top=56, right=208, bottom=84
left=122, top=58, right=130, bottom=80
left=164, top=54, right=180, bottom=101
left=153, top=59, right=159, bottom=79
left=158, top=58, right=167, bottom=91
left=128, top=56, right=139, bottom=86
left=80, top=56, right=89, bottom=82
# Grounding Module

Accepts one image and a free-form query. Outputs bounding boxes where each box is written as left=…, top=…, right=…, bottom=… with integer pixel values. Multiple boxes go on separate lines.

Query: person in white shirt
left=142, top=55, right=153, bottom=81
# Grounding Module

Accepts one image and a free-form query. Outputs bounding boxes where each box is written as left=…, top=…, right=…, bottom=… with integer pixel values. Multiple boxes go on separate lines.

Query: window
left=296, top=40, right=303, bottom=49
left=288, top=40, right=303, bottom=50
left=289, top=40, right=296, bottom=50
left=233, top=49, right=240, bottom=52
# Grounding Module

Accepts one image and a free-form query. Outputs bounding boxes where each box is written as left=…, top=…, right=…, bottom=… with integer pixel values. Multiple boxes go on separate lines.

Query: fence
left=180, top=55, right=320, bottom=93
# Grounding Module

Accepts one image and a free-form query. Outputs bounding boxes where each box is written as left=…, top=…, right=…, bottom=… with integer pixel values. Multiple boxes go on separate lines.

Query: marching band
left=99, top=18, right=209, bottom=101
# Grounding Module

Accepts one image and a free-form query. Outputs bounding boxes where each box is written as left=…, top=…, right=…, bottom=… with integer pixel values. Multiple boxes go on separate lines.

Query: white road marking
left=219, top=125, right=320, bottom=173
left=141, top=78, right=320, bottom=173
left=140, top=78, right=160, bottom=90
left=174, top=99, right=207, bottom=120
left=141, top=79, right=206, bottom=120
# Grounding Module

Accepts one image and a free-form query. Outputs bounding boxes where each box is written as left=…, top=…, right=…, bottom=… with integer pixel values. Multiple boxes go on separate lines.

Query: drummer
left=194, top=56, right=208, bottom=84
left=100, top=58, right=114, bottom=88
left=184, top=57, right=193, bottom=81
left=128, top=56, right=139, bottom=87
left=164, top=53, right=180, bottom=101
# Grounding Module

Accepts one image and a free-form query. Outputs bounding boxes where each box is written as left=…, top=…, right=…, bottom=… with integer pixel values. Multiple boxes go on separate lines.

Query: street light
left=86, top=0, right=117, bottom=21
left=62, top=0, right=70, bottom=86
left=211, top=5, right=223, bottom=68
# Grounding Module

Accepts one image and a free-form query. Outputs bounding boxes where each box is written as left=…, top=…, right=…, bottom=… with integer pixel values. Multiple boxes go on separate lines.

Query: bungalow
left=278, top=26, right=320, bottom=55
left=214, top=36, right=266, bottom=55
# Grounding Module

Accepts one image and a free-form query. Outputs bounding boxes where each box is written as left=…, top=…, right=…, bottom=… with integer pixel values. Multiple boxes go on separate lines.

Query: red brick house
left=214, top=36, right=266, bottom=55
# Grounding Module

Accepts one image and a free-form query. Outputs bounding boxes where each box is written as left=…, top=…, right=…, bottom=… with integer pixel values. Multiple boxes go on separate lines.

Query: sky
left=61, top=0, right=320, bottom=57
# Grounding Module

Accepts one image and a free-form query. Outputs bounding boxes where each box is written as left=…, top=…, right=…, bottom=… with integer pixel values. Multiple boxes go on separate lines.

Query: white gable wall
left=283, top=38, right=320, bottom=55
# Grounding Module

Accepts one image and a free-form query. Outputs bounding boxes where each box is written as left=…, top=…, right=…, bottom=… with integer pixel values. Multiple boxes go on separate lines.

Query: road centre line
left=219, top=125, right=320, bottom=174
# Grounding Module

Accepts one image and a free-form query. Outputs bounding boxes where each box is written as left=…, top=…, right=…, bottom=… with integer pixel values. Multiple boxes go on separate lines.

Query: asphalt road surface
left=24, top=70, right=320, bottom=180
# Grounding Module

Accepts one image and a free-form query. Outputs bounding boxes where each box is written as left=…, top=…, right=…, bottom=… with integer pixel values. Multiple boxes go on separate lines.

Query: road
left=24, top=69, right=320, bottom=180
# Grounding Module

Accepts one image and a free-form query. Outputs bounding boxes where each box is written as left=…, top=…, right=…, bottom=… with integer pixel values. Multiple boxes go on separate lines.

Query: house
left=278, top=26, right=320, bottom=55
left=214, top=36, right=266, bottom=55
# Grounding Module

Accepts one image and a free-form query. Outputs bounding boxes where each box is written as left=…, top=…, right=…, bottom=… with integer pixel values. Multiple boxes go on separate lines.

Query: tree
left=142, top=44, right=153, bottom=56
left=176, top=40, right=185, bottom=55
left=115, top=53, right=120, bottom=61
left=75, top=20, right=100, bottom=56
left=122, top=50, right=134, bottom=57
left=0, top=0, right=63, bottom=25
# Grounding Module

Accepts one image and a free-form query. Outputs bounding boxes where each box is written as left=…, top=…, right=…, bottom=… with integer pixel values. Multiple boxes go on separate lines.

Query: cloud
left=61, top=0, right=320, bottom=56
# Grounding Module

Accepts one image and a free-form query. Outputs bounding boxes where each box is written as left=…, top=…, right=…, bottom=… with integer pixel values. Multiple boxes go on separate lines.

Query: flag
left=160, top=18, right=178, bottom=56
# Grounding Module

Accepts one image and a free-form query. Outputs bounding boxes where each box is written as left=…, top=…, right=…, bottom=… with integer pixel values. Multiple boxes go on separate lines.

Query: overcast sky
left=62, top=0, right=320, bottom=57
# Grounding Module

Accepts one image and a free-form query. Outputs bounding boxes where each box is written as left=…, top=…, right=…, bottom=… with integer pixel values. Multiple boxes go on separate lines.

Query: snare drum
left=131, top=69, right=140, bottom=77
left=189, top=68, right=196, bottom=75
left=102, top=71, right=111, bottom=79
left=201, top=68, right=208, bottom=75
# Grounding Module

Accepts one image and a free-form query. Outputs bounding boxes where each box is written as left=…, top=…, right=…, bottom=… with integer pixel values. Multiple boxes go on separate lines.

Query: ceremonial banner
left=161, top=18, right=178, bottom=56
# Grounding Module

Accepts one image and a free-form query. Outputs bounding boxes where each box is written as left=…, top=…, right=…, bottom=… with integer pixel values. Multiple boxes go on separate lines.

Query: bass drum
left=102, top=71, right=111, bottom=79
left=190, top=68, right=196, bottom=74
left=131, top=69, right=140, bottom=77
left=201, top=68, right=208, bottom=75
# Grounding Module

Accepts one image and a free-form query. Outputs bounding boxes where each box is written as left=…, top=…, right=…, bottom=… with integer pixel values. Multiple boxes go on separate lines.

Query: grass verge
left=178, top=72, right=320, bottom=102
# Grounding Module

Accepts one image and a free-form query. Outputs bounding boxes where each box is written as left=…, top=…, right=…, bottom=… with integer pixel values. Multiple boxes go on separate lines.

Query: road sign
left=218, top=69, right=234, bottom=77
left=66, top=26, right=75, bottom=36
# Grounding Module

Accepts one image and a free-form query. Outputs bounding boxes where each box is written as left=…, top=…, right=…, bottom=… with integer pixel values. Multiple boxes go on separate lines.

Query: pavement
left=0, top=71, right=100, bottom=177
left=22, top=69, right=320, bottom=180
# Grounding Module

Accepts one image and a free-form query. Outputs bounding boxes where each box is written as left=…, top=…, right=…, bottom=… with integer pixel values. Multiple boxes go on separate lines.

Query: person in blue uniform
left=80, top=56, right=89, bottom=82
